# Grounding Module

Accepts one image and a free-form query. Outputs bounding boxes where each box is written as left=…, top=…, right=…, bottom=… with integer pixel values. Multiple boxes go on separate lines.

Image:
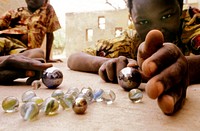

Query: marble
left=118, top=67, right=142, bottom=91
left=51, top=89, right=64, bottom=101
left=31, top=80, right=42, bottom=90
left=29, top=96, right=44, bottom=108
left=80, top=87, right=94, bottom=104
left=66, top=87, right=79, bottom=98
left=21, top=90, right=37, bottom=103
left=42, top=67, right=63, bottom=89
left=102, top=90, right=116, bottom=104
left=93, top=88, right=104, bottom=102
left=20, top=102, right=39, bottom=121
left=72, top=96, right=87, bottom=114
left=2, top=96, right=19, bottom=113
left=41, top=97, right=59, bottom=115
left=128, top=89, right=143, bottom=103
left=60, top=93, right=75, bottom=110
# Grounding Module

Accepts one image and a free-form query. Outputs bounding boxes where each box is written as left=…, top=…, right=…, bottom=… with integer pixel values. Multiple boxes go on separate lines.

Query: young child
left=0, top=0, right=56, bottom=84
left=67, top=0, right=200, bottom=115
left=0, top=0, right=61, bottom=62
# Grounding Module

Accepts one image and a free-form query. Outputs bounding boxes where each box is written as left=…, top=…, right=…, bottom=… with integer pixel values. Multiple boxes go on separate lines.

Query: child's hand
left=137, top=30, right=189, bottom=115
left=0, top=54, right=53, bottom=85
left=0, top=54, right=52, bottom=71
left=98, top=56, right=128, bottom=83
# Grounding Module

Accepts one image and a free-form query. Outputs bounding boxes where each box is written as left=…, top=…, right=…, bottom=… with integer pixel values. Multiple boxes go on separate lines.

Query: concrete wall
left=65, top=9, right=129, bottom=55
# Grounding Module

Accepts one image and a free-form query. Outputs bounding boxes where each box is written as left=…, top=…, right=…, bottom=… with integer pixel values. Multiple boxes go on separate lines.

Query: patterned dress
left=0, top=3, right=61, bottom=55
left=83, top=7, right=200, bottom=59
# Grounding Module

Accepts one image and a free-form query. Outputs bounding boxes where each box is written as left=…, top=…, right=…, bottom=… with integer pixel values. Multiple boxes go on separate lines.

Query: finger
left=157, top=95, right=174, bottom=114
left=116, top=56, right=128, bottom=78
left=146, top=57, right=188, bottom=99
left=31, top=62, right=53, bottom=71
left=106, top=60, right=116, bottom=82
left=127, top=59, right=138, bottom=67
left=26, top=71, right=42, bottom=85
left=142, top=43, right=182, bottom=77
left=2, top=56, right=53, bottom=71
left=47, top=59, right=63, bottom=63
left=143, top=30, right=164, bottom=57
left=138, top=30, right=164, bottom=59
left=137, top=30, right=164, bottom=68
left=158, top=84, right=187, bottom=115
left=98, top=64, right=109, bottom=82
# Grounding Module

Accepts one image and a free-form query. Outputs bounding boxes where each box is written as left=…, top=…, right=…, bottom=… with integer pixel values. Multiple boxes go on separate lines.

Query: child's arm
left=186, top=55, right=200, bottom=84
left=67, top=52, right=109, bottom=73
left=67, top=52, right=129, bottom=83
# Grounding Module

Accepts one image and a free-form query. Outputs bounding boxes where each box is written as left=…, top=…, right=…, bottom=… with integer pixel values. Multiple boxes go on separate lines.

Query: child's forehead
left=132, top=0, right=179, bottom=11
left=132, top=0, right=178, bottom=5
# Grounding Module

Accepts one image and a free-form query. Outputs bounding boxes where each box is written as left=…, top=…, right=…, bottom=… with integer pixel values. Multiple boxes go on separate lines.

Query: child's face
left=25, top=0, right=45, bottom=10
left=131, top=0, right=181, bottom=42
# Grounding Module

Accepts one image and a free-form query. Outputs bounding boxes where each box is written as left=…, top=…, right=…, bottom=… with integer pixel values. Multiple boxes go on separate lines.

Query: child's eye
left=161, top=14, right=172, bottom=20
left=138, top=20, right=149, bottom=25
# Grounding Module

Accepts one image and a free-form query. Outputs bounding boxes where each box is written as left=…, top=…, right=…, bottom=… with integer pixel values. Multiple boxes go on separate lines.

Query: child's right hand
left=98, top=56, right=128, bottom=83
left=137, top=30, right=189, bottom=115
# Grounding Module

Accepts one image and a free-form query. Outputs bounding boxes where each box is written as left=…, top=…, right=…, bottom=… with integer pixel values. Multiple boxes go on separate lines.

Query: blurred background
left=0, top=0, right=199, bottom=59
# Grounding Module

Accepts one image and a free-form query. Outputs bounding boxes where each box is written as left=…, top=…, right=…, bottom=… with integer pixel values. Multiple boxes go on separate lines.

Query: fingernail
left=149, top=62, right=157, bottom=74
left=143, top=61, right=157, bottom=77
left=146, top=80, right=164, bottom=99
left=155, top=81, right=164, bottom=96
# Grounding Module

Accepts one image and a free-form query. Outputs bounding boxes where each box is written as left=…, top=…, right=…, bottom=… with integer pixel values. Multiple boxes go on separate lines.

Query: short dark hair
left=127, top=0, right=184, bottom=14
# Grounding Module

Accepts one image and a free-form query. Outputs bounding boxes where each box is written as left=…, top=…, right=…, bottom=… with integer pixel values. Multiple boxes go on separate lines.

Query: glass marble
left=129, top=89, right=143, bottom=103
left=80, top=87, right=94, bottom=104
left=59, top=93, right=75, bottom=110
left=72, top=96, right=87, bottom=114
left=31, top=80, right=41, bottom=90
left=51, top=89, right=64, bottom=101
left=118, top=67, right=142, bottom=91
left=102, top=90, right=116, bottom=104
left=93, top=88, right=104, bottom=102
left=21, top=90, right=37, bottom=103
left=2, top=96, right=19, bottom=113
left=41, top=97, right=59, bottom=115
left=29, top=96, right=44, bottom=108
left=42, top=67, right=63, bottom=89
left=66, top=87, right=79, bottom=98
left=20, top=102, right=39, bottom=121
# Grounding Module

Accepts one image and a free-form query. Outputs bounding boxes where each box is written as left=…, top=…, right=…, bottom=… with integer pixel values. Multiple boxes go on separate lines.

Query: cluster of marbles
left=1, top=87, right=116, bottom=121
left=1, top=66, right=144, bottom=121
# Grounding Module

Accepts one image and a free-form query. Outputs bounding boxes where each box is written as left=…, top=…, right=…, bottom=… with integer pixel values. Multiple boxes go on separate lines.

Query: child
left=67, top=0, right=200, bottom=115
left=0, top=0, right=61, bottom=62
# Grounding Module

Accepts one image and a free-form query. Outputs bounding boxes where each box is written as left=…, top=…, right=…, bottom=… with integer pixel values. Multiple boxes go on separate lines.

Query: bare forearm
left=67, top=52, right=109, bottom=73
left=186, top=55, right=200, bottom=84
